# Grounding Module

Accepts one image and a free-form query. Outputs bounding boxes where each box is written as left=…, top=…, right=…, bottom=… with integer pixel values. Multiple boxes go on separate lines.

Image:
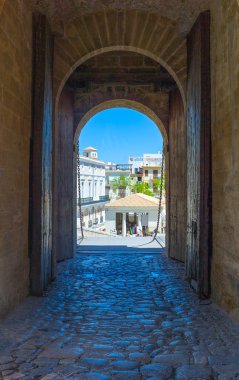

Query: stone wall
left=211, top=0, right=239, bottom=319
left=0, top=1, right=32, bottom=316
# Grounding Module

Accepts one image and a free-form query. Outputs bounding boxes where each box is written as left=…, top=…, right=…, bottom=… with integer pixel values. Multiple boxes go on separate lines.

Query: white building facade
left=129, top=152, right=162, bottom=184
left=77, top=147, right=109, bottom=229
left=142, top=152, right=162, bottom=184
left=128, top=156, right=143, bottom=175
left=105, top=193, right=166, bottom=236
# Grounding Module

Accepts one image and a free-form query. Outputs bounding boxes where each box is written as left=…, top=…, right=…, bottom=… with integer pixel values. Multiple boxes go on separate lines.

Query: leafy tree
left=110, top=175, right=134, bottom=190
left=133, top=181, right=154, bottom=196
left=152, top=173, right=165, bottom=191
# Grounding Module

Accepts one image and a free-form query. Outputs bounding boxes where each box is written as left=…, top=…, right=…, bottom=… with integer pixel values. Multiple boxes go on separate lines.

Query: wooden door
left=168, top=89, right=186, bottom=262
left=186, top=12, right=212, bottom=298
left=30, top=14, right=53, bottom=295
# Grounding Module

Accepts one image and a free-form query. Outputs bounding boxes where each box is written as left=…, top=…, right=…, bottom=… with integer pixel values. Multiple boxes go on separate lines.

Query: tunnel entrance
left=75, top=107, right=165, bottom=246
left=29, top=14, right=211, bottom=303
left=55, top=49, right=187, bottom=274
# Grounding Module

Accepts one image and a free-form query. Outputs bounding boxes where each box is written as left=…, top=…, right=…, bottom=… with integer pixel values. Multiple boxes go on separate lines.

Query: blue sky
left=79, top=108, right=163, bottom=163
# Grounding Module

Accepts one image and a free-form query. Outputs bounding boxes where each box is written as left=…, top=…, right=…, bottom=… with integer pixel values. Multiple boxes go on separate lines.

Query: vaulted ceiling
left=32, top=0, right=211, bottom=35
left=67, top=51, right=176, bottom=92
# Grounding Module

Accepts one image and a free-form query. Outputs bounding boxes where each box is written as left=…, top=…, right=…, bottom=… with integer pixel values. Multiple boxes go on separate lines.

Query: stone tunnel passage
left=0, top=241, right=239, bottom=380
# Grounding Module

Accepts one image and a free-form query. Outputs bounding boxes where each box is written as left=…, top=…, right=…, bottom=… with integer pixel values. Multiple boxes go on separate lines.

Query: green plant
left=110, top=175, right=134, bottom=190
left=133, top=181, right=154, bottom=196
left=152, top=173, right=165, bottom=191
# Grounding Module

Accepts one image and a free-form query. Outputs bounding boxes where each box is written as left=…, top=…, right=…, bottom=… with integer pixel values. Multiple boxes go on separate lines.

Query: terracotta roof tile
left=106, top=193, right=165, bottom=208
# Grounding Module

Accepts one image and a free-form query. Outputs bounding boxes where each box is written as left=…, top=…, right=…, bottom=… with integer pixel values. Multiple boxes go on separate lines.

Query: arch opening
left=74, top=100, right=168, bottom=145
left=55, top=45, right=186, bottom=117
left=75, top=106, right=167, bottom=244
left=55, top=47, right=186, bottom=267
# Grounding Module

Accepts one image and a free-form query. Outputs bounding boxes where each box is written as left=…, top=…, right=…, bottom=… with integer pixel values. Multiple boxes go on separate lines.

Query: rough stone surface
left=0, top=245, right=238, bottom=379
left=1, top=0, right=239, bottom=328
left=53, top=9, right=187, bottom=102
left=175, top=364, right=212, bottom=380
left=210, top=0, right=239, bottom=321
left=0, top=0, right=32, bottom=318
left=32, top=0, right=210, bottom=35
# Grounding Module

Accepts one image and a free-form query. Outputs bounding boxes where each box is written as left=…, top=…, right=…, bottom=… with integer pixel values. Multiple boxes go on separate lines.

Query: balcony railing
left=106, top=164, right=132, bottom=171
left=79, top=195, right=110, bottom=205
left=99, top=195, right=110, bottom=201
left=81, top=197, right=93, bottom=205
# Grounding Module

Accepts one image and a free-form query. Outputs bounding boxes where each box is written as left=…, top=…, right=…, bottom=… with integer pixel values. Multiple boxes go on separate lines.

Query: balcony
left=99, top=195, right=110, bottom=202
left=81, top=197, right=93, bottom=205
left=106, top=164, right=132, bottom=171
left=116, top=164, right=132, bottom=171
left=79, top=195, right=110, bottom=206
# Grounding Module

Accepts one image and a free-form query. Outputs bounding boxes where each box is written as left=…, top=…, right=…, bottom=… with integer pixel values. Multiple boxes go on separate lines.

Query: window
left=81, top=181, right=84, bottom=197
left=145, top=170, right=148, bottom=177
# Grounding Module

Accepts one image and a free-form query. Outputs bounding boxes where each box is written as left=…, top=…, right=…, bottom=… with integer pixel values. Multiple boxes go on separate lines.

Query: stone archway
left=55, top=48, right=187, bottom=268
left=49, top=1, right=191, bottom=272
left=0, top=0, right=217, bottom=317
left=74, top=100, right=168, bottom=145
left=52, top=10, right=212, bottom=301
left=53, top=10, right=187, bottom=111
left=55, top=45, right=186, bottom=112
left=73, top=99, right=170, bottom=254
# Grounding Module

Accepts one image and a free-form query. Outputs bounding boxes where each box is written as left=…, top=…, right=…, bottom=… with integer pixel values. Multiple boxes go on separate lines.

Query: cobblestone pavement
left=0, top=244, right=239, bottom=380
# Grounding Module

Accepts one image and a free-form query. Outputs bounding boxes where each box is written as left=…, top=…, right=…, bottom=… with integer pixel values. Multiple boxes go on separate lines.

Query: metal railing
left=99, top=195, right=110, bottom=201
left=81, top=197, right=93, bottom=204
left=79, top=195, right=110, bottom=205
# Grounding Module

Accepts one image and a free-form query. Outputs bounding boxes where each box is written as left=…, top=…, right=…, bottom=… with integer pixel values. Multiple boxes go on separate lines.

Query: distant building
left=105, top=162, right=133, bottom=199
left=129, top=152, right=162, bottom=187
left=142, top=152, right=162, bottom=185
left=77, top=147, right=109, bottom=229
left=105, top=193, right=166, bottom=236
left=128, top=156, right=143, bottom=182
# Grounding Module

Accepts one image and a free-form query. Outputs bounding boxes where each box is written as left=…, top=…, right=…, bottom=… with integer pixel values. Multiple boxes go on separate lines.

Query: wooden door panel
left=30, top=14, right=53, bottom=295
left=168, top=89, right=186, bottom=262
left=186, top=12, right=211, bottom=297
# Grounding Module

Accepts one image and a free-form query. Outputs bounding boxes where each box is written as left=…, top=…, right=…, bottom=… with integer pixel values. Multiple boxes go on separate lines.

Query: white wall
left=77, top=155, right=106, bottom=200
left=105, top=210, right=116, bottom=233
left=128, top=156, right=143, bottom=173
left=105, top=207, right=166, bottom=234
left=143, top=152, right=162, bottom=167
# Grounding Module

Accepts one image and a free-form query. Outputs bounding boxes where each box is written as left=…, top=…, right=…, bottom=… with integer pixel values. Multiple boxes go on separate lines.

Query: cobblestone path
left=0, top=246, right=239, bottom=379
